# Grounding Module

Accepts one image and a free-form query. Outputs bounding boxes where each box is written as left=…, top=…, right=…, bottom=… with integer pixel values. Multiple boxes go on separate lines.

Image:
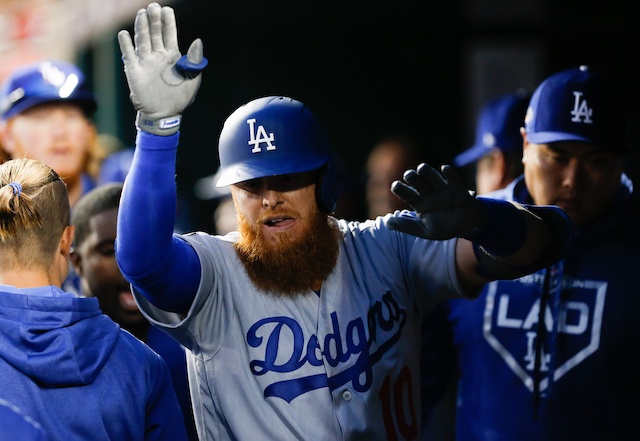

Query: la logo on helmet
left=570, top=91, right=593, bottom=124
left=247, top=118, right=277, bottom=153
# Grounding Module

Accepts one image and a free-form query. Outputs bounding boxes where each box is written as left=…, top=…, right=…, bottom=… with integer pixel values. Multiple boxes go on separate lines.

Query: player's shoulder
left=179, top=230, right=238, bottom=251
left=115, top=328, right=165, bottom=366
left=182, top=230, right=238, bottom=242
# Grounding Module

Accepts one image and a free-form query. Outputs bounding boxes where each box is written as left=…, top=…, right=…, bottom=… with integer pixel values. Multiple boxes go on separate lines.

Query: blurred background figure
left=96, top=133, right=131, bottom=184
left=362, top=133, right=457, bottom=441
left=453, top=90, right=531, bottom=195
left=70, top=182, right=198, bottom=441
left=365, top=133, right=421, bottom=218
left=0, top=59, right=105, bottom=208
left=194, top=167, right=236, bottom=235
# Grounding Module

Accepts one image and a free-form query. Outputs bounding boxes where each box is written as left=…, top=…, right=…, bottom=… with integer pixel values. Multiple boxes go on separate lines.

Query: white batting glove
left=388, top=163, right=486, bottom=240
left=118, top=2, right=207, bottom=136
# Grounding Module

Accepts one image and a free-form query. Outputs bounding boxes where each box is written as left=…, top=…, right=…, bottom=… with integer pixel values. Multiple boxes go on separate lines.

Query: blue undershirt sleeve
left=115, top=130, right=200, bottom=313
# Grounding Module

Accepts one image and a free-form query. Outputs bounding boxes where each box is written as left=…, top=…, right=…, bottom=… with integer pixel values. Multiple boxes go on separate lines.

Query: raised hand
left=388, top=163, right=486, bottom=240
left=118, top=2, right=207, bottom=135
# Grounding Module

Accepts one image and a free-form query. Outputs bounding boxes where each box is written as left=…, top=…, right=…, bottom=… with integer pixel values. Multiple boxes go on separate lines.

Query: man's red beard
left=234, top=208, right=340, bottom=297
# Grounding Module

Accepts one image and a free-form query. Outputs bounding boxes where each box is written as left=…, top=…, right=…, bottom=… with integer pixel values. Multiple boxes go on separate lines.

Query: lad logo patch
left=570, top=91, right=593, bottom=123
left=483, top=274, right=607, bottom=393
left=247, top=118, right=277, bottom=153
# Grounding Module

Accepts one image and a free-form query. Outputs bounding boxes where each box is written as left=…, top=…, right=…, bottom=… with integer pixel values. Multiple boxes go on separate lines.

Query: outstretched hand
left=118, top=2, right=207, bottom=135
left=388, top=163, right=486, bottom=240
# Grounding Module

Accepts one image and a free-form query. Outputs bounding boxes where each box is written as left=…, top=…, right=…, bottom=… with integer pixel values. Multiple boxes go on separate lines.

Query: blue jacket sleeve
left=115, top=130, right=200, bottom=313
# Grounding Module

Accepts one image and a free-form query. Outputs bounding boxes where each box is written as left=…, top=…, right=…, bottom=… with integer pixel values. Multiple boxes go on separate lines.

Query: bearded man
left=115, top=4, right=572, bottom=441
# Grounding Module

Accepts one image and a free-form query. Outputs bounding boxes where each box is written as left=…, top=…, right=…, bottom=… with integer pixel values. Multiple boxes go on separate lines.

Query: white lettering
left=496, top=295, right=522, bottom=328
left=558, top=301, right=589, bottom=335
left=247, top=118, right=276, bottom=153
left=524, top=331, right=550, bottom=372
left=570, top=91, right=593, bottom=123
left=522, top=298, right=554, bottom=332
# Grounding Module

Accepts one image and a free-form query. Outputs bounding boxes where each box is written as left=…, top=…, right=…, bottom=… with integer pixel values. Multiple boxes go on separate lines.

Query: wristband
left=471, top=203, right=573, bottom=280
left=136, top=112, right=182, bottom=136
left=462, top=197, right=528, bottom=257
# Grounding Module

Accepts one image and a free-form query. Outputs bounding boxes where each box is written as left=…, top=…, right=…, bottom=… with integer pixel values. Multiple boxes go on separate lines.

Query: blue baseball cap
left=454, top=91, right=530, bottom=167
left=524, top=65, right=628, bottom=155
left=0, top=60, right=97, bottom=121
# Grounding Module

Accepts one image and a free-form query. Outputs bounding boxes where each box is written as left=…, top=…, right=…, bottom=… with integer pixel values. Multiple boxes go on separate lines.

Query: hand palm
left=118, top=3, right=205, bottom=133
left=389, top=164, right=483, bottom=240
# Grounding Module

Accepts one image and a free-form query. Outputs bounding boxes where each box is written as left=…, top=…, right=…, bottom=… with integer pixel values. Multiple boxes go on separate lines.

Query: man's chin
left=235, top=212, right=340, bottom=296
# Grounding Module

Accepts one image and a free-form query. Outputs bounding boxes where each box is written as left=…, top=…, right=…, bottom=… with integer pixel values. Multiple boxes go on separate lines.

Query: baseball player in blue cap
left=454, top=91, right=531, bottom=195
left=0, top=59, right=105, bottom=297
left=114, top=4, right=573, bottom=440
left=444, top=65, right=640, bottom=440
left=0, top=59, right=102, bottom=209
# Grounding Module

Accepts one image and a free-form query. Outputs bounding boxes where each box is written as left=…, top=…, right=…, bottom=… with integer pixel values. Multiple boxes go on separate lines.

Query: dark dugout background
left=106, top=0, right=640, bottom=231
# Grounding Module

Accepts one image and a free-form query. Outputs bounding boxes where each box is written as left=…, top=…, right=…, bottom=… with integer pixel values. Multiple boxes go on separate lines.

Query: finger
left=147, top=3, right=164, bottom=51
left=162, top=6, right=179, bottom=53
left=391, top=180, right=421, bottom=207
left=187, top=39, right=204, bottom=64
left=441, top=165, right=469, bottom=194
left=133, top=8, right=151, bottom=57
left=402, top=169, right=433, bottom=197
left=118, top=30, right=139, bottom=68
left=175, top=40, right=207, bottom=79
left=416, top=163, right=447, bottom=189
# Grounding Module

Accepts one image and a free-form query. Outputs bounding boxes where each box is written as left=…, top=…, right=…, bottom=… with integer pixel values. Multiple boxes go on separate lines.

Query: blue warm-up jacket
left=0, top=285, right=187, bottom=441
left=447, top=174, right=640, bottom=440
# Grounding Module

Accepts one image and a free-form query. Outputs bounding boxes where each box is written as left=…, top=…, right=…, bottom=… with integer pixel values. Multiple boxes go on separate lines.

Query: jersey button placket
left=341, top=390, right=352, bottom=401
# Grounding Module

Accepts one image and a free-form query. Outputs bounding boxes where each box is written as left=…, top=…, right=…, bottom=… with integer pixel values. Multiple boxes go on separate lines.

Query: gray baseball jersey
left=133, top=214, right=467, bottom=441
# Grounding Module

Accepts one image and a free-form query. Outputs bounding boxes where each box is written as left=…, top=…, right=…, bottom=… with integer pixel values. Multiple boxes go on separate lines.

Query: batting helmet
left=216, top=96, right=337, bottom=213
left=0, top=60, right=97, bottom=121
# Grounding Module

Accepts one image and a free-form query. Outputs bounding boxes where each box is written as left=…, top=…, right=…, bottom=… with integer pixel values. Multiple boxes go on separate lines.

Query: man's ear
left=520, top=128, right=530, bottom=164
left=0, top=120, right=17, bottom=156
left=60, top=225, right=75, bottom=259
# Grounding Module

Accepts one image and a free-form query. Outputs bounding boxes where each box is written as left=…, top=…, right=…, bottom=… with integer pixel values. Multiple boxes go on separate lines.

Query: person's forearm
left=117, top=131, right=179, bottom=276
left=459, top=201, right=572, bottom=284
left=116, top=131, right=200, bottom=312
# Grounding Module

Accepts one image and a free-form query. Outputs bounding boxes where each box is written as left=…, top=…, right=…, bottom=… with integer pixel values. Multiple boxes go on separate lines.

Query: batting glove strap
left=136, top=112, right=182, bottom=136
left=472, top=204, right=573, bottom=280
left=461, top=197, right=528, bottom=257
left=175, top=54, right=208, bottom=79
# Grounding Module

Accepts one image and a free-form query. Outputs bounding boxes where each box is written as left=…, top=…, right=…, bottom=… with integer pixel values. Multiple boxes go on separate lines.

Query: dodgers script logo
left=246, top=291, right=407, bottom=402
left=483, top=271, right=607, bottom=393
left=570, top=91, right=593, bottom=123
left=247, top=118, right=277, bottom=153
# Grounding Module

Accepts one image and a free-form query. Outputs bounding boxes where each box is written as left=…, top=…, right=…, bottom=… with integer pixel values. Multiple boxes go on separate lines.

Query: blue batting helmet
left=0, top=60, right=97, bottom=120
left=216, top=96, right=337, bottom=213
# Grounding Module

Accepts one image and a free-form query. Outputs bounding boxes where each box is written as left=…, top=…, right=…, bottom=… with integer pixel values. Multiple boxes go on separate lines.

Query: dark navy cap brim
left=526, top=130, right=595, bottom=146
left=453, top=144, right=490, bottom=166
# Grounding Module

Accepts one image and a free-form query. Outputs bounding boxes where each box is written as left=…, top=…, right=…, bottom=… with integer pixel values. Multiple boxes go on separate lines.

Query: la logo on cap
left=247, top=118, right=277, bottom=153
left=570, top=91, right=593, bottom=124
